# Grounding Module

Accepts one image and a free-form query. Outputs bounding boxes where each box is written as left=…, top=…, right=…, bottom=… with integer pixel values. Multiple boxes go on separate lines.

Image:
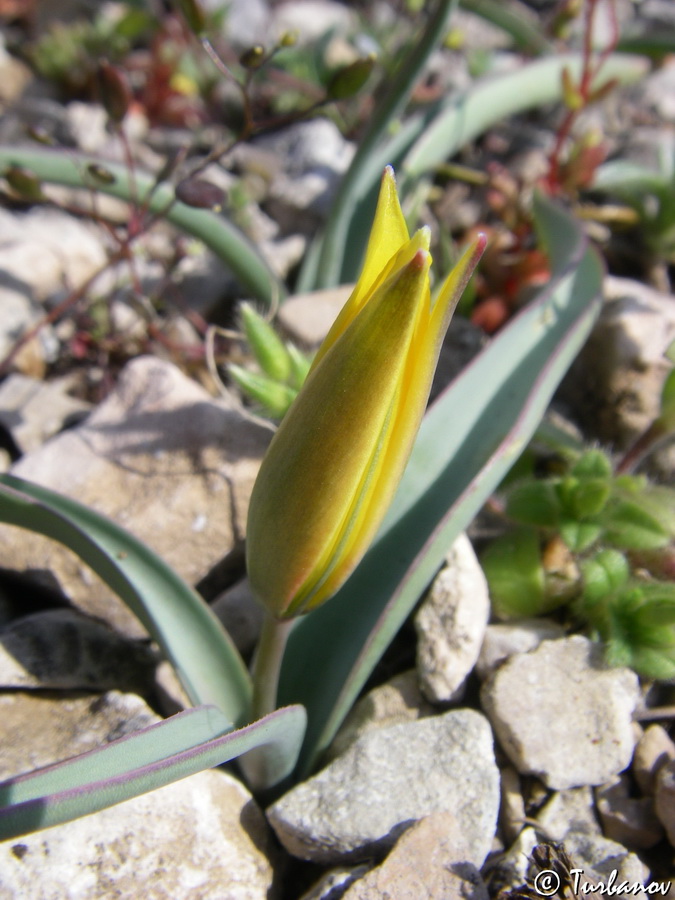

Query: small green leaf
left=570, top=478, right=611, bottom=519
left=571, top=448, right=612, bottom=479
left=481, top=527, right=545, bottom=619
left=634, top=485, right=675, bottom=537
left=505, top=480, right=561, bottom=528
left=239, top=303, right=292, bottom=383
left=581, top=549, right=630, bottom=605
left=560, top=518, right=603, bottom=552
left=628, top=648, right=675, bottom=681
left=326, top=55, right=376, bottom=100
left=286, top=343, right=312, bottom=390
left=602, top=584, right=675, bottom=680
left=603, top=632, right=636, bottom=669
left=555, top=475, right=578, bottom=513
left=228, top=365, right=297, bottom=419
left=603, top=499, right=670, bottom=550
left=634, top=599, right=675, bottom=630
left=658, top=368, right=675, bottom=429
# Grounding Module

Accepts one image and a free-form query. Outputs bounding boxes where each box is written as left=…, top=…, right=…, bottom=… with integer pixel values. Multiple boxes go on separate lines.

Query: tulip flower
left=247, top=166, right=485, bottom=620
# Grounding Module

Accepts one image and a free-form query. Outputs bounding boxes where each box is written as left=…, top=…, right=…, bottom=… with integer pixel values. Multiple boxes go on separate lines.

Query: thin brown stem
left=0, top=247, right=128, bottom=377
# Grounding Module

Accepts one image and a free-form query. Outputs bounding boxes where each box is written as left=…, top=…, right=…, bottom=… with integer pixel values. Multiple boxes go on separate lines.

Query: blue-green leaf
left=401, top=54, right=648, bottom=181
left=0, top=704, right=306, bottom=840
left=0, top=475, right=252, bottom=724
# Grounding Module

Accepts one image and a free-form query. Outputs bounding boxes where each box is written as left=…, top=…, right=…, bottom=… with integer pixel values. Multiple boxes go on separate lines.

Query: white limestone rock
left=0, top=206, right=106, bottom=307
left=0, top=374, right=91, bottom=454
left=267, top=709, right=500, bottom=865
left=415, top=534, right=490, bottom=702
left=0, top=357, right=272, bottom=637
left=326, top=669, right=434, bottom=762
left=632, top=723, right=675, bottom=796
left=0, top=770, right=279, bottom=899
left=595, top=775, right=664, bottom=849
left=562, top=276, right=675, bottom=455
left=655, top=759, right=675, bottom=848
left=475, top=618, right=566, bottom=680
left=563, top=830, right=650, bottom=888
left=535, top=786, right=602, bottom=841
left=253, top=119, right=356, bottom=230
left=0, top=608, right=156, bottom=692
left=480, top=636, right=640, bottom=790
left=277, top=285, right=352, bottom=349
left=341, top=811, right=490, bottom=900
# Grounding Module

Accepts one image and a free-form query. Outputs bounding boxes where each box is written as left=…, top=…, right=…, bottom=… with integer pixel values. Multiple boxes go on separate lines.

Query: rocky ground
left=0, top=0, right=674, bottom=898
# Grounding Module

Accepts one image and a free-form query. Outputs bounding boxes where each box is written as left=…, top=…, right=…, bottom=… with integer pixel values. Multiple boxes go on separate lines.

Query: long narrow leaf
left=302, top=53, right=646, bottom=290
left=0, top=704, right=306, bottom=840
left=0, top=146, right=285, bottom=307
left=401, top=53, right=648, bottom=181
left=592, top=159, right=672, bottom=197
left=460, top=0, right=553, bottom=55
left=0, top=475, right=252, bottom=724
left=279, top=195, right=604, bottom=774
left=308, top=0, right=458, bottom=290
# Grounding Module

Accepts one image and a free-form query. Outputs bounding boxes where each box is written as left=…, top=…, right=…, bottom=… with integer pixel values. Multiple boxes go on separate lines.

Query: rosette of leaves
left=481, top=447, right=675, bottom=679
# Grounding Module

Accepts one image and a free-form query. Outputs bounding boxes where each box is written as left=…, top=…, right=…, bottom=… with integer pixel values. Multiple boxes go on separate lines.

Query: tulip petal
left=310, top=167, right=410, bottom=372
left=246, top=165, right=486, bottom=622
left=355, top=166, right=410, bottom=302
left=247, top=249, right=431, bottom=617
left=409, top=232, right=489, bottom=415
left=377, top=234, right=489, bottom=511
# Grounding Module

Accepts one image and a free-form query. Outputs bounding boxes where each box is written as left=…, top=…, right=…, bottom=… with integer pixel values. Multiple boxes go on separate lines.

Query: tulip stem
left=251, top=612, right=294, bottom=720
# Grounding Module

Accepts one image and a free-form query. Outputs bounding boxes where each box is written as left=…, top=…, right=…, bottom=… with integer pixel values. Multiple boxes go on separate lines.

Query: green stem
left=241, top=612, right=296, bottom=792
left=251, top=612, right=294, bottom=721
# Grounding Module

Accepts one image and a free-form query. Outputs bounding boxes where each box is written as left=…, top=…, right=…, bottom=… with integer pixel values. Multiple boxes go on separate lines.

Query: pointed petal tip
left=463, top=231, right=488, bottom=273
left=475, top=231, right=488, bottom=255
left=410, top=248, right=430, bottom=270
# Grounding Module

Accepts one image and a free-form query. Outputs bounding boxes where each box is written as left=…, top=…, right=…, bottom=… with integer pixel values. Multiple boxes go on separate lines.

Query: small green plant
left=482, top=432, right=675, bottom=679
left=29, top=4, right=155, bottom=96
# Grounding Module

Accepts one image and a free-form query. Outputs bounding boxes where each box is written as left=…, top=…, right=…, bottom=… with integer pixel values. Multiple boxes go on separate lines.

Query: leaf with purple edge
left=0, top=704, right=306, bottom=840
left=0, top=475, right=251, bottom=724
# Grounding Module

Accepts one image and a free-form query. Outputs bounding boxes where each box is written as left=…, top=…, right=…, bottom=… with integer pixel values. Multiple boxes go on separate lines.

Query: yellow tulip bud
left=246, top=167, right=485, bottom=618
